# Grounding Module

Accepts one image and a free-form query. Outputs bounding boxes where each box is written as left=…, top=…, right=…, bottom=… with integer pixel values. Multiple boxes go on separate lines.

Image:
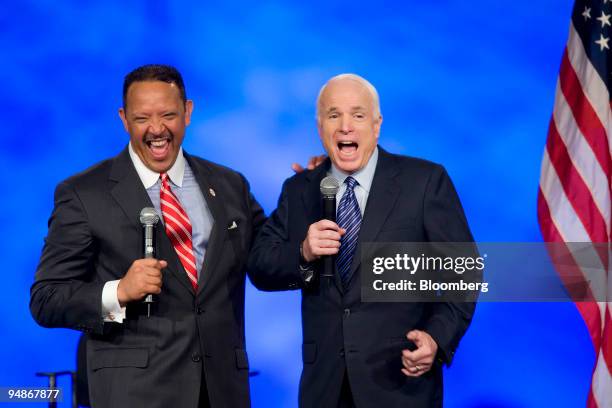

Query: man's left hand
left=401, top=330, right=438, bottom=377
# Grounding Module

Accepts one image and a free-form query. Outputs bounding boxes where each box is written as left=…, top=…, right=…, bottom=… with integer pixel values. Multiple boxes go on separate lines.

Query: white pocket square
left=228, top=221, right=238, bottom=230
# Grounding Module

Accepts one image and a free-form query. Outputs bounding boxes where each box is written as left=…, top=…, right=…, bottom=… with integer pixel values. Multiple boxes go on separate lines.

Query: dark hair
left=122, top=64, right=187, bottom=108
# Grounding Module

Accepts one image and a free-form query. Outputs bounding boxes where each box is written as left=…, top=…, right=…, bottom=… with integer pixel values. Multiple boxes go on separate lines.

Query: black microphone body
left=139, top=207, right=160, bottom=317
left=320, top=177, right=340, bottom=278
left=321, top=194, right=336, bottom=278
left=322, top=194, right=336, bottom=223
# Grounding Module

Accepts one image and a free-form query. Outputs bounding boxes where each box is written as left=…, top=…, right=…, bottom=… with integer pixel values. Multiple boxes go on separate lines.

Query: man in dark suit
left=248, top=74, right=476, bottom=407
left=30, top=65, right=266, bottom=407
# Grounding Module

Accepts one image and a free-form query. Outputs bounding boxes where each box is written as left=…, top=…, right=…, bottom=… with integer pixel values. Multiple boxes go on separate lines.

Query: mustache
left=144, top=130, right=173, bottom=143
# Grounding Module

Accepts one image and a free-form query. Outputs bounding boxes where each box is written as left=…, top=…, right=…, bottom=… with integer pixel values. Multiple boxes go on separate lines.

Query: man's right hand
left=301, top=220, right=345, bottom=263
left=117, top=259, right=167, bottom=306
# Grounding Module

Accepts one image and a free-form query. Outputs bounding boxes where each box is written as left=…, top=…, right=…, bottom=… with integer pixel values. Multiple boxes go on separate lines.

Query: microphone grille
left=139, top=207, right=160, bottom=225
left=320, top=176, right=340, bottom=197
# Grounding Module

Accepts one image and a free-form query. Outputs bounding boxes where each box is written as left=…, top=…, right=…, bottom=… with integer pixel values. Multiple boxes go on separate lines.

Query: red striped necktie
left=160, top=173, right=198, bottom=291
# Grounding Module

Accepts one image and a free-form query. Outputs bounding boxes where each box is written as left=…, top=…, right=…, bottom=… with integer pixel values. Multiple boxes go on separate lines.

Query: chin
left=145, top=160, right=170, bottom=173
left=336, top=162, right=361, bottom=174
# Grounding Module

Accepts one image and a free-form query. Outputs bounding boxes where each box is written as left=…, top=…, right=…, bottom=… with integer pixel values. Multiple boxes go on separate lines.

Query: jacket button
left=191, top=353, right=202, bottom=362
left=195, top=307, right=204, bottom=315
left=343, top=308, right=350, bottom=317
left=339, top=349, right=345, bottom=357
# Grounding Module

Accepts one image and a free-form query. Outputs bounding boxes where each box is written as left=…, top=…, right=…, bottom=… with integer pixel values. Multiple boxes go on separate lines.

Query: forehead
left=125, top=81, right=182, bottom=110
left=320, top=79, right=373, bottom=110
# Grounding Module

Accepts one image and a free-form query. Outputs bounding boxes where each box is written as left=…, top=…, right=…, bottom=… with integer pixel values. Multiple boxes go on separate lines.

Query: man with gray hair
left=249, top=73, right=476, bottom=407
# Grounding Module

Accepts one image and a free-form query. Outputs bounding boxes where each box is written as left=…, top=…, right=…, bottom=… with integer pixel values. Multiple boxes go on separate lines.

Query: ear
left=374, top=114, right=383, bottom=140
left=118, top=108, right=129, bottom=133
left=184, top=100, right=194, bottom=126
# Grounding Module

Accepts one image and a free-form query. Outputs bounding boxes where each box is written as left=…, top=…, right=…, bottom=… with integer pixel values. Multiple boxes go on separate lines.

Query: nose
left=147, top=118, right=165, bottom=136
left=339, top=115, right=353, bottom=133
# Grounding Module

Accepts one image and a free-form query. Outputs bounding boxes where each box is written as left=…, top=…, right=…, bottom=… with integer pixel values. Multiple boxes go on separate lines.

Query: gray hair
left=316, top=73, right=381, bottom=123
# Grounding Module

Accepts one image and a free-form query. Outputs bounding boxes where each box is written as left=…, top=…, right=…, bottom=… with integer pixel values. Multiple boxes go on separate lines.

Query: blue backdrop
left=1, top=1, right=594, bottom=407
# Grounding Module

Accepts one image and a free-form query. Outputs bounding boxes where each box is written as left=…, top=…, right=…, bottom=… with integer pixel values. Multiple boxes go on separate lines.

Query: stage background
left=0, top=1, right=594, bottom=406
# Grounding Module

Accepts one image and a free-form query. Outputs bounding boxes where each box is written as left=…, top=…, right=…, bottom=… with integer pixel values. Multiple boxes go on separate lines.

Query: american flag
left=538, top=1, right=612, bottom=407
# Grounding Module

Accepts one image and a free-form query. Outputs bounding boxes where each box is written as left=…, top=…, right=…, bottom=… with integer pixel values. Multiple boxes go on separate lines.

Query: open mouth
left=337, top=141, right=358, bottom=156
left=145, top=136, right=172, bottom=160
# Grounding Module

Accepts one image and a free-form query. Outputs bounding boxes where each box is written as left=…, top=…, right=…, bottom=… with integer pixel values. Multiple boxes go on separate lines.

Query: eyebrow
left=325, top=106, right=367, bottom=113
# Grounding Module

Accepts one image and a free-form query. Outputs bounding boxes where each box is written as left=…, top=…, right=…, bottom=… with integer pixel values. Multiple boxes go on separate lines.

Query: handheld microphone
left=139, top=207, right=160, bottom=317
left=320, top=176, right=340, bottom=278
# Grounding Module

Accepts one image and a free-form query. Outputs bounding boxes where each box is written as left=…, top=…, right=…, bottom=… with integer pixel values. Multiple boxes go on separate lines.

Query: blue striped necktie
left=336, top=176, right=362, bottom=289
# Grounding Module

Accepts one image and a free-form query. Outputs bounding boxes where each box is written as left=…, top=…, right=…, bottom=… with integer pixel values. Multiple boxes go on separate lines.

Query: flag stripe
left=592, top=341, right=612, bottom=408
left=602, top=309, right=612, bottom=373
left=558, top=49, right=612, bottom=180
left=552, top=81, right=611, bottom=232
left=539, top=189, right=611, bottom=408
left=540, top=151, right=592, bottom=242
left=545, top=118, right=609, bottom=243
left=538, top=188, right=603, bottom=349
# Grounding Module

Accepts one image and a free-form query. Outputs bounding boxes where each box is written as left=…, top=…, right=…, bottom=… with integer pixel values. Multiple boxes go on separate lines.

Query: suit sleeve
left=30, top=181, right=105, bottom=335
left=239, top=173, right=267, bottom=245
left=421, top=165, right=477, bottom=366
left=248, top=180, right=305, bottom=291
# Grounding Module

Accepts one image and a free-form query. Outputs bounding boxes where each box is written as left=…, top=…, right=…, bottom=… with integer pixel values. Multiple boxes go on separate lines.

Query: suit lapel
left=109, top=147, right=195, bottom=296
left=184, top=153, right=229, bottom=298
left=348, top=148, right=401, bottom=287
left=109, top=148, right=152, bottom=230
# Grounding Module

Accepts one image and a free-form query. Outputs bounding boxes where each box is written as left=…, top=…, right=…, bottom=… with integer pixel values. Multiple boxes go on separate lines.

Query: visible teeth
left=150, top=140, right=167, bottom=147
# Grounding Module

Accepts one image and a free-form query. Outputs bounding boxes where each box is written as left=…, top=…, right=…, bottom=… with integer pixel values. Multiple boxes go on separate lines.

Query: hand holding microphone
left=117, top=259, right=166, bottom=301
left=117, top=208, right=166, bottom=317
left=301, top=220, right=345, bottom=262
left=301, top=177, right=345, bottom=277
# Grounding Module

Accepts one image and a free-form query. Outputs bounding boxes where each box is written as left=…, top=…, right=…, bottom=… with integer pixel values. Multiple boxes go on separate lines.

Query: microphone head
left=139, top=207, right=160, bottom=226
left=320, top=176, right=340, bottom=197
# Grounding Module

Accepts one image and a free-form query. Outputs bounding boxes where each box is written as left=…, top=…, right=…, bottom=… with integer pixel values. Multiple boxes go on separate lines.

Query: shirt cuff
left=102, top=280, right=126, bottom=323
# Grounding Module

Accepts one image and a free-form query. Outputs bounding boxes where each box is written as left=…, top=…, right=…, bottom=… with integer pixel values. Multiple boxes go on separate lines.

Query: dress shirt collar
left=128, top=142, right=185, bottom=188
left=330, top=146, right=378, bottom=193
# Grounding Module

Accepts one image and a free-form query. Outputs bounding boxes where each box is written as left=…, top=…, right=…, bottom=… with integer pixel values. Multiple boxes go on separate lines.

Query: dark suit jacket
left=248, top=147, right=475, bottom=408
left=31, top=147, right=265, bottom=408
